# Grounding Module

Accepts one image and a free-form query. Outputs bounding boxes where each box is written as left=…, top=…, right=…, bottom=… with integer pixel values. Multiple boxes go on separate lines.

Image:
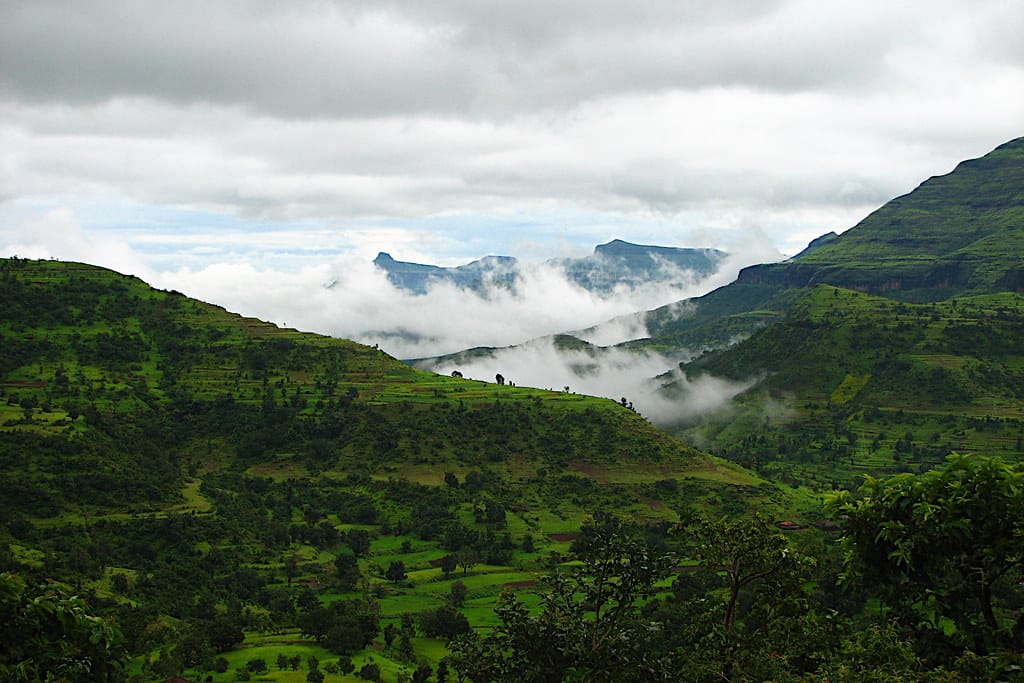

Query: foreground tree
left=828, top=454, right=1024, bottom=661
left=0, top=572, right=127, bottom=682
left=658, top=514, right=823, bottom=681
left=449, top=513, right=675, bottom=682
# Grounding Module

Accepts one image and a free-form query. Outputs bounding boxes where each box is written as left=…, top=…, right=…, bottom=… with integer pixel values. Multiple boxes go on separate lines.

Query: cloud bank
left=1, top=0, right=1022, bottom=262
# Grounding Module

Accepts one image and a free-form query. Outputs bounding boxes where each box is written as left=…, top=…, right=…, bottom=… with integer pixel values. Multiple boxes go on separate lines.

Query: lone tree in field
left=386, top=560, right=407, bottom=585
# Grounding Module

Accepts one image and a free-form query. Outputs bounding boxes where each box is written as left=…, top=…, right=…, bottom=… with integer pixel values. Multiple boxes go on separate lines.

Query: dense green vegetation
left=672, top=286, right=1024, bottom=489
left=0, top=257, right=788, bottom=682
left=448, top=455, right=1024, bottom=681
left=626, top=137, right=1024, bottom=492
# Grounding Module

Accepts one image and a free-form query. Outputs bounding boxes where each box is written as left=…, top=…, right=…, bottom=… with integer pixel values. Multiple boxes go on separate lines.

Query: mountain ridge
left=636, top=136, right=1024, bottom=352
left=374, top=238, right=728, bottom=295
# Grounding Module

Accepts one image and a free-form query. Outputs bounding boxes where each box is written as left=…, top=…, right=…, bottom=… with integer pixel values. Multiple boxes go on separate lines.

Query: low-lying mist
left=414, top=339, right=757, bottom=428
left=4, top=213, right=777, bottom=427
left=150, top=242, right=775, bottom=426
left=157, top=247, right=770, bottom=359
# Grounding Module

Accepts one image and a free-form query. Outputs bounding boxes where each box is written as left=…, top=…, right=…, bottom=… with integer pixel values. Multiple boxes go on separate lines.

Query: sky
left=2, top=0, right=1024, bottom=361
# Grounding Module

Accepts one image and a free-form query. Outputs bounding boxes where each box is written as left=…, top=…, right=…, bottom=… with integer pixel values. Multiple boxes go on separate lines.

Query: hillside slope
left=640, top=136, right=1024, bottom=351
left=671, top=286, right=1024, bottom=489
left=0, top=257, right=794, bottom=679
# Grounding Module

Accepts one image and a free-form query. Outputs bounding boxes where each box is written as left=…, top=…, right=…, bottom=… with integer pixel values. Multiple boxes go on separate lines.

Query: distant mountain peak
left=372, top=240, right=729, bottom=295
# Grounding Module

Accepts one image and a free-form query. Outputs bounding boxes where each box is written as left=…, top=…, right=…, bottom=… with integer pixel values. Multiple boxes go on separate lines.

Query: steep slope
left=641, top=136, right=1024, bottom=351
left=0, top=258, right=756, bottom=516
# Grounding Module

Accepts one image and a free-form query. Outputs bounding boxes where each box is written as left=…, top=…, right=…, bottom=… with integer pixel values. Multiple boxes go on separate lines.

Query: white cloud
left=414, top=337, right=756, bottom=427
left=147, top=246, right=763, bottom=359
left=0, top=208, right=151, bottom=277
left=0, top=1, right=1021, bottom=260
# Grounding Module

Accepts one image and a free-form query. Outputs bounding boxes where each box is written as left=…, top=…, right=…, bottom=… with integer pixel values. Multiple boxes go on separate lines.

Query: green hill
left=640, top=136, right=1024, bottom=351
left=671, top=285, right=1024, bottom=489
left=640, top=137, right=1024, bottom=488
left=0, top=257, right=791, bottom=681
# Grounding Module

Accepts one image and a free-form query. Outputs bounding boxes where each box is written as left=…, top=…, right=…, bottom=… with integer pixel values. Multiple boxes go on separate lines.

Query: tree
left=828, top=454, right=1024, bottom=659
left=284, top=554, right=300, bottom=586
left=207, top=613, right=245, bottom=653
left=690, top=513, right=812, bottom=642
left=247, top=658, right=268, bottom=673
left=347, top=528, right=372, bottom=558
left=306, top=655, right=324, bottom=683
left=449, top=579, right=468, bottom=608
left=672, top=513, right=816, bottom=681
left=449, top=513, right=675, bottom=682
left=386, top=560, right=407, bottom=584
left=298, top=599, right=381, bottom=655
left=358, top=661, right=382, bottom=681
left=440, top=553, right=458, bottom=577
left=455, top=547, right=479, bottom=575
left=484, top=499, right=506, bottom=527
left=0, top=572, right=127, bottom=682
left=335, top=552, right=361, bottom=590
left=420, top=604, right=471, bottom=639
left=522, top=533, right=535, bottom=553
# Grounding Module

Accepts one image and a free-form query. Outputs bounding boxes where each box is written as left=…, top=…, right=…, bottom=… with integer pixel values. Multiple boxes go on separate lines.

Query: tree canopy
left=828, top=454, right=1024, bottom=658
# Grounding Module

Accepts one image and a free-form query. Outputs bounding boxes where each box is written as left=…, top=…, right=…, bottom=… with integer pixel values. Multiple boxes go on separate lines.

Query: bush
left=358, top=662, right=382, bottom=681
left=246, top=658, right=268, bottom=673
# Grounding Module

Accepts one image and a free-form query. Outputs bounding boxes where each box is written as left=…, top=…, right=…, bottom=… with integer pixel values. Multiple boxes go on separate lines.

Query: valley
left=3, top=136, right=1024, bottom=682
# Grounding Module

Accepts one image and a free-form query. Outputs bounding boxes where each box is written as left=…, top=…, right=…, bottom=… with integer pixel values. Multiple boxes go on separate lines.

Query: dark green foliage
left=450, top=514, right=676, bottom=682
left=358, top=661, right=382, bottom=681
left=385, top=560, right=407, bottom=584
left=678, top=287, right=1024, bottom=488
left=346, top=529, right=372, bottom=557
left=0, top=572, right=127, bottom=682
left=829, top=454, right=1024, bottom=659
left=448, top=580, right=467, bottom=608
left=297, top=598, right=380, bottom=655
left=334, top=552, right=361, bottom=590
left=420, top=604, right=471, bottom=639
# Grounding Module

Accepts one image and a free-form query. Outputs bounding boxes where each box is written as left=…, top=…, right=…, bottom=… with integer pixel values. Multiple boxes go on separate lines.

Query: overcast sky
left=2, top=0, right=1023, bottom=351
